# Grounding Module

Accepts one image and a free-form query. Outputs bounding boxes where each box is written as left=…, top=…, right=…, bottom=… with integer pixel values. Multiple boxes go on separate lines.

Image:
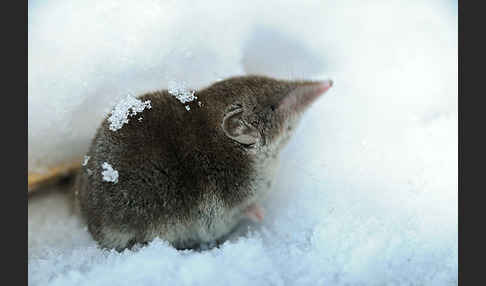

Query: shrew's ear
left=222, top=108, right=260, bottom=146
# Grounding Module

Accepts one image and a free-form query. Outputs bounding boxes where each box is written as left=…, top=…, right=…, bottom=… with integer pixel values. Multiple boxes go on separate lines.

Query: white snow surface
left=28, top=0, right=457, bottom=285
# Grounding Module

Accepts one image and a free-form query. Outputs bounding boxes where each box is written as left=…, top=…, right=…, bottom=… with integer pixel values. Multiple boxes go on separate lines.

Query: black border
left=7, top=0, right=27, bottom=284
left=459, top=0, right=482, bottom=284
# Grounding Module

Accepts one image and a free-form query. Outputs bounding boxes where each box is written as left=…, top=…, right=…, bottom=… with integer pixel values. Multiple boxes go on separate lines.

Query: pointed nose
left=312, top=79, right=333, bottom=94
left=299, top=78, right=333, bottom=105
left=279, top=78, right=333, bottom=113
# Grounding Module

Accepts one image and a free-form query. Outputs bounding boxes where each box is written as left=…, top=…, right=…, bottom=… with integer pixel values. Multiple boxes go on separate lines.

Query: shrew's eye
left=270, top=105, right=276, bottom=111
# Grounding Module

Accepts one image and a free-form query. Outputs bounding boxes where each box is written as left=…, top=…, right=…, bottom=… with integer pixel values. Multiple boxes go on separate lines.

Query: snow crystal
left=168, top=80, right=197, bottom=104
left=108, top=95, right=151, bottom=131
left=185, top=105, right=191, bottom=111
left=101, top=162, right=118, bottom=183
left=82, top=155, right=90, bottom=166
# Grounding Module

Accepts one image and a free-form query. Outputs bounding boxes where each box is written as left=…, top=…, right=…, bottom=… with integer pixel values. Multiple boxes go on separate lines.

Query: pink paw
left=244, top=203, right=265, bottom=222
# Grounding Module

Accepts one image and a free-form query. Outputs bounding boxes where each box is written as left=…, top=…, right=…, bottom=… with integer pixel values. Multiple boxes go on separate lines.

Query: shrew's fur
left=75, top=75, right=332, bottom=251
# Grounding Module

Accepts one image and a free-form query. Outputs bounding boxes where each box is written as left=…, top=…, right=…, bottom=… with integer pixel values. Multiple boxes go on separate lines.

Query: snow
left=168, top=80, right=198, bottom=104
left=82, top=156, right=90, bottom=166
left=28, top=0, right=457, bottom=285
left=101, top=162, right=119, bottom=184
left=107, top=95, right=152, bottom=131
